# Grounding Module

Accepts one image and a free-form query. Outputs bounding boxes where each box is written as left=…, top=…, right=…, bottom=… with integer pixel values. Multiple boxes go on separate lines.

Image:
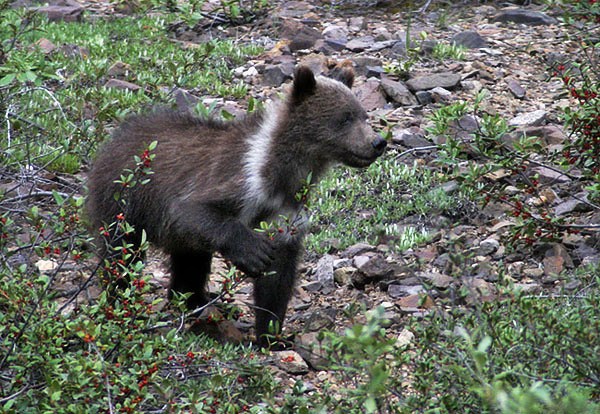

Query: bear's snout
left=371, top=136, right=387, bottom=153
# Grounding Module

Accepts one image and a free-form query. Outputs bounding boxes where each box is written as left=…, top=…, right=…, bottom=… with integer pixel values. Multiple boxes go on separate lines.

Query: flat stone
left=305, top=310, right=335, bottom=332
left=479, top=238, right=500, bottom=256
left=492, top=9, right=558, bottom=26
left=274, top=350, right=309, bottom=375
left=381, top=77, right=417, bottom=106
left=314, top=254, right=335, bottom=294
left=333, top=266, right=357, bottom=286
left=354, top=78, right=386, bottom=111
left=397, top=294, right=434, bottom=310
left=396, top=328, right=415, bottom=347
left=506, top=78, right=526, bottom=99
left=322, top=25, right=348, bottom=42
left=430, top=86, right=452, bottom=103
left=356, top=256, right=393, bottom=279
left=173, top=88, right=200, bottom=111
left=279, top=20, right=322, bottom=52
left=346, top=36, right=375, bottom=52
left=419, top=272, right=454, bottom=289
left=508, top=110, right=547, bottom=127
left=451, top=31, right=487, bottom=49
left=104, top=79, right=141, bottom=91
left=555, top=192, right=592, bottom=215
left=35, top=1, right=83, bottom=22
left=405, top=72, right=462, bottom=92
left=301, top=280, right=323, bottom=292
left=391, top=127, right=429, bottom=147
left=415, top=90, right=432, bottom=105
left=35, top=259, right=58, bottom=273
left=342, top=242, right=376, bottom=258
left=366, top=66, right=385, bottom=78
left=107, top=61, right=131, bottom=77
left=295, top=332, right=328, bottom=370
left=262, top=64, right=292, bottom=87
left=35, top=38, right=56, bottom=54
left=532, top=166, right=571, bottom=184
left=387, top=284, right=424, bottom=298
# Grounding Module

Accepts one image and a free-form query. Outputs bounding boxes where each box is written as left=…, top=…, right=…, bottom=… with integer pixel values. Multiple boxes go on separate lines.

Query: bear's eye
left=339, top=112, right=354, bottom=126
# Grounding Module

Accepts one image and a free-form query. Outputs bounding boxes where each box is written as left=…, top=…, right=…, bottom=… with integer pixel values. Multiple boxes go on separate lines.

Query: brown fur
left=86, top=66, right=386, bottom=346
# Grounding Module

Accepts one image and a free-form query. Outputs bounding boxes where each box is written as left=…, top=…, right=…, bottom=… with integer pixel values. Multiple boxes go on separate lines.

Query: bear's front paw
left=224, top=234, right=276, bottom=276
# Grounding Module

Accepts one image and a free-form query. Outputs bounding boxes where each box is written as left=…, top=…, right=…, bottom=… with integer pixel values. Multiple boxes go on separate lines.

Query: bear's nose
left=371, top=136, right=387, bottom=152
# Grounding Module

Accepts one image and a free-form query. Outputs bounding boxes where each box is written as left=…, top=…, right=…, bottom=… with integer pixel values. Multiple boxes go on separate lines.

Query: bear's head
left=285, top=65, right=387, bottom=168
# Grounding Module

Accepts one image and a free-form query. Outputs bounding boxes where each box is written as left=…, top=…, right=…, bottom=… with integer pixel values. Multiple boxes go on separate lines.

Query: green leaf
left=0, top=73, right=15, bottom=87
left=364, top=397, right=377, bottom=413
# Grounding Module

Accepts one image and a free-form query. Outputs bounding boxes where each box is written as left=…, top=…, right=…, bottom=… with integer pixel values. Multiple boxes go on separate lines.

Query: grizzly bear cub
left=86, top=66, right=386, bottom=345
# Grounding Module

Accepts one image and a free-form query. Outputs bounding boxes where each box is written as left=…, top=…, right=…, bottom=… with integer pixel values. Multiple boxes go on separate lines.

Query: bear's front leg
left=253, top=239, right=302, bottom=347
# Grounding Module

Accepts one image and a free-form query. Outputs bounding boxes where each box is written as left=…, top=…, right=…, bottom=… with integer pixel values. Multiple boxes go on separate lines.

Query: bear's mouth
left=346, top=151, right=382, bottom=168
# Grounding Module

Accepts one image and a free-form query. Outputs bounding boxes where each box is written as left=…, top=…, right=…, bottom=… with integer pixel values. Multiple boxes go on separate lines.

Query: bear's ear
left=336, top=66, right=354, bottom=89
left=292, top=66, right=317, bottom=102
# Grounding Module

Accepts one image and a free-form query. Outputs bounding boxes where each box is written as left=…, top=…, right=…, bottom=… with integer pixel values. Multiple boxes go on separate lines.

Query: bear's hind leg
left=169, top=250, right=212, bottom=309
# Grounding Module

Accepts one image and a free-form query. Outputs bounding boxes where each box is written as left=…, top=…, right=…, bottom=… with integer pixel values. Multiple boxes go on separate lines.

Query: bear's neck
left=243, top=102, right=329, bottom=215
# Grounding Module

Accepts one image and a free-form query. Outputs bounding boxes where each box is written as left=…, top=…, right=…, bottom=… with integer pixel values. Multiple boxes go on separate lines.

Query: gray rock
left=492, top=9, right=558, bottom=26
left=314, top=254, right=335, bottom=294
left=388, top=284, right=424, bottom=298
left=554, top=193, right=592, bottom=215
left=415, top=90, right=432, bottom=105
left=301, top=280, right=323, bottom=292
left=279, top=20, right=322, bottom=52
left=508, top=110, right=547, bottom=127
left=405, top=72, right=462, bottom=92
left=366, top=66, right=385, bottom=78
left=295, top=332, right=328, bottom=370
left=451, top=31, right=487, bottom=49
left=381, top=78, right=417, bottom=106
left=532, top=166, right=571, bottom=184
left=352, top=57, right=384, bottom=76
left=322, top=25, right=348, bottom=42
left=104, top=79, right=141, bottom=91
left=520, top=125, right=567, bottom=146
left=321, top=38, right=346, bottom=52
left=479, top=238, right=500, bottom=256
left=419, top=272, right=454, bottom=289
left=357, top=256, right=394, bottom=279
left=506, top=78, right=526, bottom=99
left=353, top=255, right=371, bottom=269
left=262, top=64, right=291, bottom=87
left=370, top=40, right=397, bottom=52
left=346, top=36, right=375, bottom=52
left=173, top=88, right=200, bottom=111
left=354, top=78, right=386, bottom=111
left=321, top=25, right=348, bottom=52
left=430, top=86, right=452, bottom=103
left=342, top=242, right=376, bottom=258
left=107, top=61, right=131, bottom=78
left=34, top=0, right=83, bottom=22
left=390, top=40, right=408, bottom=57
left=305, top=310, right=335, bottom=332
left=392, top=127, right=430, bottom=147
left=274, top=350, right=309, bottom=375
left=334, top=266, right=357, bottom=286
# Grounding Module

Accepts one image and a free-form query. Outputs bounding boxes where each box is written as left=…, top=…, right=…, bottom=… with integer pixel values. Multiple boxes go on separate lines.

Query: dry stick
left=1, top=190, right=70, bottom=204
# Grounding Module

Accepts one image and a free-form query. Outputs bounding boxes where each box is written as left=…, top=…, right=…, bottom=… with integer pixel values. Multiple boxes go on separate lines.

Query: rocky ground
left=28, top=0, right=600, bottom=392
